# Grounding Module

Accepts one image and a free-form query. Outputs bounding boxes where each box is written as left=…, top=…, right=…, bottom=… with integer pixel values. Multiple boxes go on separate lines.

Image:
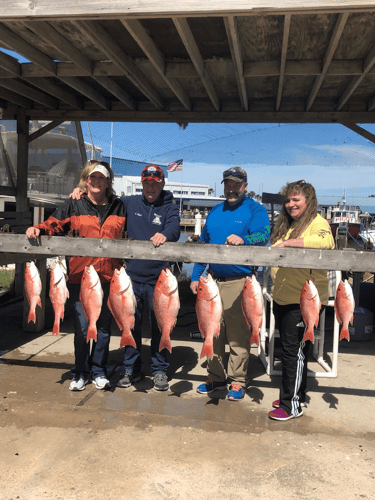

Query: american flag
left=167, top=159, right=183, bottom=172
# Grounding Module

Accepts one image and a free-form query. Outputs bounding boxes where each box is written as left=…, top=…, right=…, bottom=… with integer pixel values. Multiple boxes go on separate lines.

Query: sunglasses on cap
left=222, top=171, right=247, bottom=181
left=88, top=159, right=110, bottom=168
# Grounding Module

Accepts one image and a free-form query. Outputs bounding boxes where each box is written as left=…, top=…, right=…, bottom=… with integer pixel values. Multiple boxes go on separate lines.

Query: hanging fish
left=24, top=261, right=42, bottom=324
left=300, top=279, right=321, bottom=344
left=241, top=275, right=263, bottom=347
left=334, top=279, right=355, bottom=341
left=79, top=265, right=103, bottom=342
left=196, top=274, right=223, bottom=359
left=153, top=268, right=180, bottom=353
left=107, top=267, right=137, bottom=348
left=49, top=260, right=69, bottom=335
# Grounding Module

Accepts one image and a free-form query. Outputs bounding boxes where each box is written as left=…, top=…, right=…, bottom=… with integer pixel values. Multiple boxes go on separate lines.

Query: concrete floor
left=0, top=287, right=374, bottom=499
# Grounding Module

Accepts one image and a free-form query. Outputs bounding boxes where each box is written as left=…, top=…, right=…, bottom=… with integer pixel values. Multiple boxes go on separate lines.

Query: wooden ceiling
left=2, top=1, right=375, bottom=124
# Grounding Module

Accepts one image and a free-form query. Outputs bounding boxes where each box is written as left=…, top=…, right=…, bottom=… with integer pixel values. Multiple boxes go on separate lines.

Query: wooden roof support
left=0, top=88, right=32, bottom=108
left=76, top=20, right=164, bottom=110
left=306, top=12, right=349, bottom=111
left=59, top=76, right=111, bottom=110
left=28, top=120, right=65, bottom=144
left=75, top=121, right=87, bottom=166
left=173, top=17, right=220, bottom=111
left=343, top=122, right=375, bottom=144
left=0, top=49, right=21, bottom=76
left=0, top=23, right=57, bottom=76
left=337, top=33, right=375, bottom=111
left=276, top=14, right=291, bottom=111
left=23, top=77, right=83, bottom=109
left=121, top=18, right=192, bottom=111
left=93, top=76, right=136, bottom=110
left=224, top=16, right=248, bottom=111
left=0, top=78, right=58, bottom=108
left=16, top=107, right=29, bottom=212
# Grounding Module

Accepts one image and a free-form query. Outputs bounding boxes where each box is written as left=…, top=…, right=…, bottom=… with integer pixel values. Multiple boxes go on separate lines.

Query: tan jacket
left=271, top=214, right=335, bottom=306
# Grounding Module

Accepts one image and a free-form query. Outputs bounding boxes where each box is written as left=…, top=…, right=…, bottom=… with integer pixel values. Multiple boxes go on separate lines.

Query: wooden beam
left=121, top=18, right=191, bottom=111
left=276, top=13, right=291, bottom=111
left=28, top=120, right=65, bottom=144
left=25, top=20, right=93, bottom=74
left=23, top=77, right=83, bottom=109
left=337, top=40, right=375, bottom=111
left=0, top=185, right=16, bottom=196
left=173, top=17, right=220, bottom=111
left=26, top=109, right=375, bottom=124
left=75, top=121, right=87, bottom=166
left=343, top=122, right=375, bottom=144
left=0, top=23, right=56, bottom=75
left=0, top=78, right=58, bottom=108
left=1, top=234, right=375, bottom=272
left=0, top=87, right=32, bottom=108
left=0, top=49, right=21, bottom=76
left=77, top=20, right=164, bottom=110
left=59, top=76, right=111, bottom=110
left=224, top=16, right=248, bottom=111
left=93, top=76, right=136, bottom=110
left=1, top=2, right=375, bottom=20
left=306, top=12, right=349, bottom=111
left=16, top=108, right=29, bottom=212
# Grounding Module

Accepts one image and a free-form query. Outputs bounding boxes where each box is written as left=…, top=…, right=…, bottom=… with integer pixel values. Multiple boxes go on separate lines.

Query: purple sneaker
left=268, top=407, right=303, bottom=421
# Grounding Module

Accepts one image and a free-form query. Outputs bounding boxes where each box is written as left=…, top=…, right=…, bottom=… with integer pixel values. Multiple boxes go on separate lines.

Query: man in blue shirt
left=190, top=167, right=270, bottom=401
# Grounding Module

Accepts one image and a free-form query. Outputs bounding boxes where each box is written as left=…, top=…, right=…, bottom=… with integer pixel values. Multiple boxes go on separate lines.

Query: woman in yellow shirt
left=268, top=180, right=335, bottom=421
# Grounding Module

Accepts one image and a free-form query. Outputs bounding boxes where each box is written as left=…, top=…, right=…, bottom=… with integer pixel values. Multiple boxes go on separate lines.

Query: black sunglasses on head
left=143, top=170, right=163, bottom=178
left=88, top=159, right=110, bottom=168
left=223, top=171, right=246, bottom=181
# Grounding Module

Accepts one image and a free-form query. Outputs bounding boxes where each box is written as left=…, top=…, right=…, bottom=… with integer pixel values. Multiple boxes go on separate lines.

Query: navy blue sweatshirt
left=120, top=190, right=180, bottom=284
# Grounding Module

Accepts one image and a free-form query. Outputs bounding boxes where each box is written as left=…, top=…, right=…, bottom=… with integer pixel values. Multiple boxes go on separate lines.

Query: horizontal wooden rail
left=0, top=234, right=374, bottom=272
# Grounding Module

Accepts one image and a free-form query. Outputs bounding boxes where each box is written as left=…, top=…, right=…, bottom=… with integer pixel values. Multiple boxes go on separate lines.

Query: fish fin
left=349, top=315, right=354, bottom=325
left=159, top=335, right=172, bottom=353
left=339, top=327, right=350, bottom=342
left=302, top=327, right=315, bottom=344
left=37, top=297, right=42, bottom=309
left=250, top=329, right=259, bottom=347
left=120, top=332, right=136, bottom=349
left=200, top=340, right=214, bottom=360
left=86, top=326, right=97, bottom=343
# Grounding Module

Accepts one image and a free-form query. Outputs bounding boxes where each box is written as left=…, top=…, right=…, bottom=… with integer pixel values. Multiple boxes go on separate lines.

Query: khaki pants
left=207, top=277, right=251, bottom=387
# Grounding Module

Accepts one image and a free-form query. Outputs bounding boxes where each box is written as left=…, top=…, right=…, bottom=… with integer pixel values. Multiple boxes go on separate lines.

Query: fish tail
left=120, top=331, right=136, bottom=349
left=200, top=340, right=214, bottom=360
left=86, top=325, right=97, bottom=343
left=339, top=327, right=350, bottom=342
left=159, top=334, right=172, bottom=353
left=27, top=308, right=36, bottom=324
left=302, top=327, right=315, bottom=344
left=250, top=329, right=260, bottom=347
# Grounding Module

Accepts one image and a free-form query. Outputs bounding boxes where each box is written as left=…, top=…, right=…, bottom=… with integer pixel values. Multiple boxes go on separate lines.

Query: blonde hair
left=78, top=160, right=116, bottom=198
left=271, top=180, right=318, bottom=244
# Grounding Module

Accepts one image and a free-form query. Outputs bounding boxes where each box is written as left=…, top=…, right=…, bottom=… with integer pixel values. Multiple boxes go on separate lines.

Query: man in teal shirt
left=190, top=167, right=270, bottom=401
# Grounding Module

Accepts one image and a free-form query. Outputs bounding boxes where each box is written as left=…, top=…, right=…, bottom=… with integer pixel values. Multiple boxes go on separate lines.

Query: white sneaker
left=92, top=376, right=111, bottom=390
left=69, top=376, right=89, bottom=391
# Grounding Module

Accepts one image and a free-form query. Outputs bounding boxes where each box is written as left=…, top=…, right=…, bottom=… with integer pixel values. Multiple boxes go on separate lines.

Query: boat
left=323, top=193, right=362, bottom=238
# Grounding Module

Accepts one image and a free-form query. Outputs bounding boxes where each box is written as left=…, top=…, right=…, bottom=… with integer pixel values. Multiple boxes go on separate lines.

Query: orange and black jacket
left=35, top=194, right=126, bottom=284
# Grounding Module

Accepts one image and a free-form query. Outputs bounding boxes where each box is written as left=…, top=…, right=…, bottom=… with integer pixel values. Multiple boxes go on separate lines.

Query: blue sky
left=84, top=121, right=375, bottom=208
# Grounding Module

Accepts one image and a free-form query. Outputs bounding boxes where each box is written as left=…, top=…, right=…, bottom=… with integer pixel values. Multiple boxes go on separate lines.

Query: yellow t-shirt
left=271, top=214, right=335, bottom=306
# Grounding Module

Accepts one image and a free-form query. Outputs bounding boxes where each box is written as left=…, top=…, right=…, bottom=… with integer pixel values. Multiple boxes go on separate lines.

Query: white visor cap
left=90, top=164, right=110, bottom=178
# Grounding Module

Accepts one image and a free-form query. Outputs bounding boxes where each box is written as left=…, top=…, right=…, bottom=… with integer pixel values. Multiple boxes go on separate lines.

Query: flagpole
left=179, top=169, right=183, bottom=215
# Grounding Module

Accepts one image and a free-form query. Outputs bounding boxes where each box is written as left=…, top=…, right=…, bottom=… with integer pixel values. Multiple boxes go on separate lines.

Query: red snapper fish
left=49, top=260, right=69, bottom=335
left=334, top=279, right=355, bottom=341
left=79, top=265, right=103, bottom=342
left=196, top=274, right=223, bottom=359
left=24, top=261, right=42, bottom=324
left=107, top=267, right=137, bottom=348
left=241, top=275, right=263, bottom=347
left=153, top=268, right=180, bottom=353
left=300, top=279, right=321, bottom=344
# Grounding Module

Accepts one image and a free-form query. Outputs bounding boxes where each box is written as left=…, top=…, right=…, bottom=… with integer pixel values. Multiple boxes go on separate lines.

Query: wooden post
left=75, top=121, right=87, bottom=166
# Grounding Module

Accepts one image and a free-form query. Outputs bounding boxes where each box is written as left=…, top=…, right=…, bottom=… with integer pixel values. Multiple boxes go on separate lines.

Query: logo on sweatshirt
left=152, top=214, right=162, bottom=225
left=135, top=212, right=142, bottom=217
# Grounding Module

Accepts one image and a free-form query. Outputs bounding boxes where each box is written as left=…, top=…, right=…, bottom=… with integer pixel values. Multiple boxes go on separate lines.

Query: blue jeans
left=123, top=281, right=168, bottom=376
left=69, top=282, right=111, bottom=379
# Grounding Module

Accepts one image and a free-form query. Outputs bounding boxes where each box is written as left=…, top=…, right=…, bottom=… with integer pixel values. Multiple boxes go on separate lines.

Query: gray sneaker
left=153, top=373, right=169, bottom=391
left=69, top=375, right=89, bottom=392
left=117, top=372, right=142, bottom=388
